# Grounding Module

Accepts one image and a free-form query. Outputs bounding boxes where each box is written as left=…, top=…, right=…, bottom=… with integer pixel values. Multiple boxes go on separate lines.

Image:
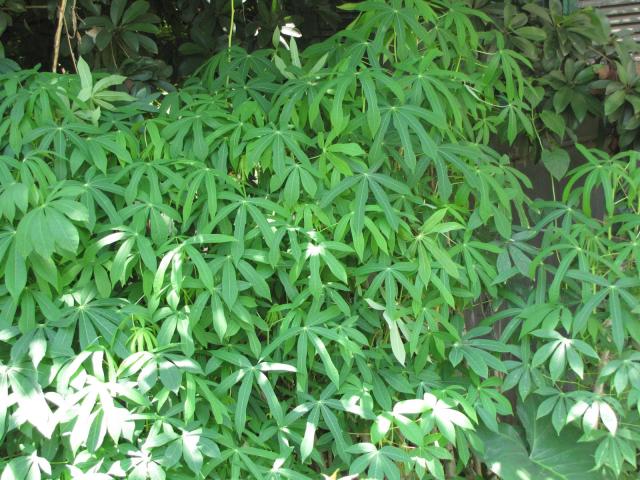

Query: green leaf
left=541, top=148, right=570, bottom=181
left=328, top=143, right=365, bottom=156
left=211, top=293, right=227, bottom=340
left=573, top=289, right=608, bottom=333
left=609, top=288, right=625, bottom=352
left=309, top=333, right=340, bottom=386
left=598, top=401, right=617, bottom=434
left=515, top=26, right=547, bottom=41
left=5, top=244, right=26, bottom=299
left=604, top=90, right=626, bottom=116
left=77, top=57, right=93, bottom=97
left=110, top=0, right=128, bottom=24
left=477, top=400, right=603, bottom=480
left=221, top=259, right=238, bottom=307
left=549, top=344, right=566, bottom=380
left=235, top=373, right=253, bottom=437
left=182, top=432, right=204, bottom=473
left=300, top=406, right=320, bottom=462
left=159, top=359, right=182, bottom=392
left=385, top=313, right=406, bottom=366
left=540, top=111, right=565, bottom=138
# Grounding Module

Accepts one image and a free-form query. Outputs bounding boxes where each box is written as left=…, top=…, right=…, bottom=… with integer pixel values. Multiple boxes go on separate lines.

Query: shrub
left=0, top=1, right=639, bottom=479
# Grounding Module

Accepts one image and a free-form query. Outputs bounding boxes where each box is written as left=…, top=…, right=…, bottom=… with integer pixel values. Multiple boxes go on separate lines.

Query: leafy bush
left=1, top=0, right=639, bottom=148
left=1, top=1, right=640, bottom=479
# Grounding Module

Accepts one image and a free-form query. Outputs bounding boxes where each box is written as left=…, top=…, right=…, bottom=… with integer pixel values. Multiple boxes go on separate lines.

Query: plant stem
left=593, top=350, right=610, bottom=395
left=63, top=0, right=78, bottom=73
left=52, top=0, right=68, bottom=72
left=228, top=0, right=235, bottom=51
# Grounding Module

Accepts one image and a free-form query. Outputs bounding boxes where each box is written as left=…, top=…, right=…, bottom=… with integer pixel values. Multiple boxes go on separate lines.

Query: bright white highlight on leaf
left=306, top=243, right=324, bottom=257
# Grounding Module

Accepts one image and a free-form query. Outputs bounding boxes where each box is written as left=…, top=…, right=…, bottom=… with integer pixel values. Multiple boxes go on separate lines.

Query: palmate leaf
left=15, top=184, right=89, bottom=259
left=340, top=0, right=434, bottom=61
left=196, top=46, right=277, bottom=93
left=155, top=306, right=197, bottom=356
left=96, top=227, right=157, bottom=287
left=358, top=262, right=418, bottom=315
left=208, top=192, right=288, bottom=262
left=120, top=158, right=184, bottom=207
left=448, top=326, right=508, bottom=378
left=599, top=351, right=640, bottom=394
left=394, top=392, right=475, bottom=444
left=141, top=422, right=220, bottom=476
left=452, top=236, right=501, bottom=298
left=320, top=167, right=410, bottom=255
left=269, top=162, right=319, bottom=207
left=290, top=238, right=353, bottom=298
left=347, top=443, right=412, bottom=480
left=409, top=208, right=464, bottom=282
left=0, top=166, right=28, bottom=224
left=284, top=385, right=351, bottom=463
left=177, top=160, right=221, bottom=227
left=373, top=103, right=442, bottom=172
left=535, top=387, right=579, bottom=435
left=565, top=270, right=640, bottom=351
left=0, top=362, right=56, bottom=438
left=469, top=379, right=513, bottom=432
left=502, top=343, right=539, bottom=401
left=245, top=124, right=312, bottom=173
left=118, top=349, right=202, bottom=394
left=0, top=453, right=51, bottom=480
left=212, top=351, right=296, bottom=437
left=53, top=287, right=129, bottom=358
left=428, top=1, right=490, bottom=65
left=64, top=377, right=141, bottom=454
left=160, top=109, right=224, bottom=160
left=399, top=52, right=469, bottom=129
left=201, top=430, right=281, bottom=479
left=567, top=398, right=619, bottom=436
left=270, top=57, right=332, bottom=128
left=150, top=233, right=235, bottom=298
left=262, top=304, right=364, bottom=384
left=71, top=172, right=124, bottom=229
left=24, top=122, right=132, bottom=175
left=563, top=146, right=636, bottom=218
left=316, top=133, right=366, bottom=176
left=477, top=399, right=606, bottom=480
left=325, top=63, right=405, bottom=136
left=531, top=329, right=598, bottom=381
left=0, top=152, right=57, bottom=200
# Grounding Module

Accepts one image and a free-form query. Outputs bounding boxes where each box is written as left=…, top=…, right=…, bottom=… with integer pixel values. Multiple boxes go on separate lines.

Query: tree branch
left=51, top=0, right=68, bottom=72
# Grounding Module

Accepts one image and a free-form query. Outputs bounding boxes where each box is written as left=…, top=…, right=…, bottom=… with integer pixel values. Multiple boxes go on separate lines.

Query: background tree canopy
left=1, top=1, right=640, bottom=479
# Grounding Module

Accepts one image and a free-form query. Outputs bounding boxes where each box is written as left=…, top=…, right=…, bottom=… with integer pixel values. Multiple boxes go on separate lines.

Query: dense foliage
left=1, top=0, right=640, bottom=479
left=0, top=0, right=347, bottom=78
left=2, top=0, right=640, bottom=148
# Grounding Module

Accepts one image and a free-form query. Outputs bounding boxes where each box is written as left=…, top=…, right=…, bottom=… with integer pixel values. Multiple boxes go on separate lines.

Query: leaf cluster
left=0, top=1, right=640, bottom=479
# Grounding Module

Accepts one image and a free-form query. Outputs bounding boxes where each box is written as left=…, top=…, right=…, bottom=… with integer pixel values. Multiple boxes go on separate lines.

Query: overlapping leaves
left=0, top=1, right=638, bottom=479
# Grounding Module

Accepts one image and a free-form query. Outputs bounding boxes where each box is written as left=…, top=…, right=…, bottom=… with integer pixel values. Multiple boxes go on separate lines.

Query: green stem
left=228, top=0, right=235, bottom=51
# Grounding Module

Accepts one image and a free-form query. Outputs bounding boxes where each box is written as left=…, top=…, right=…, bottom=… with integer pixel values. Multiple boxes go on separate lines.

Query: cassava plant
left=0, top=1, right=639, bottom=479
